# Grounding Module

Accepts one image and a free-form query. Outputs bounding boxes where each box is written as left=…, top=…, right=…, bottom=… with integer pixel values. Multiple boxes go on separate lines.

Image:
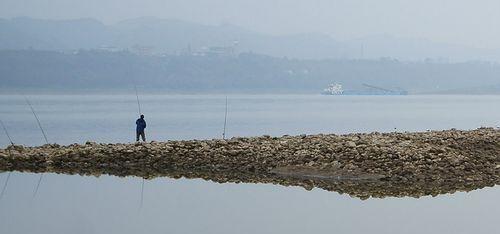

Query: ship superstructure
left=321, top=83, right=344, bottom=95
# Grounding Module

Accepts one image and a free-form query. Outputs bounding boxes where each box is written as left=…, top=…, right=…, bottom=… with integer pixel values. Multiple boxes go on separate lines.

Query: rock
left=0, top=127, right=498, bottom=199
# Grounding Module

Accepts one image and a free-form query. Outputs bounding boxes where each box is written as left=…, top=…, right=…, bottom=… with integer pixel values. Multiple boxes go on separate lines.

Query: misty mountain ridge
left=1, top=17, right=500, bottom=61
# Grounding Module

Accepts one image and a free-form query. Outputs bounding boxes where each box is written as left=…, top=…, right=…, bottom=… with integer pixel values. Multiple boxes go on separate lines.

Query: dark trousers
left=136, top=130, right=146, bottom=142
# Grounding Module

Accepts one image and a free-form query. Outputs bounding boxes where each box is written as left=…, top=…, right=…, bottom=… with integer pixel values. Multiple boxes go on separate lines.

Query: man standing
left=136, top=114, right=147, bottom=142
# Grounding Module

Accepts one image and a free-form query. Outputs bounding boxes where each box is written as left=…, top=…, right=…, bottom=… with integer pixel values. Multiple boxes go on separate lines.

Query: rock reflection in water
left=2, top=168, right=496, bottom=200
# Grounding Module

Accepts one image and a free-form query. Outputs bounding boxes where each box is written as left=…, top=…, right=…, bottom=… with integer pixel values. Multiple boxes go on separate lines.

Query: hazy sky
left=2, top=0, right=500, bottom=48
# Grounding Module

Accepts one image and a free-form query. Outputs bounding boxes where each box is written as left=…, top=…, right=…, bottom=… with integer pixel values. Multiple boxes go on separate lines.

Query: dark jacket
left=136, top=118, right=146, bottom=132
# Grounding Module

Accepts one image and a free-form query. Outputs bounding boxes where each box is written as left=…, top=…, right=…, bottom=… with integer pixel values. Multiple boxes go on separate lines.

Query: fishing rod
left=134, top=86, right=145, bottom=211
left=25, top=97, right=49, bottom=198
left=0, top=120, right=14, bottom=146
left=25, top=98, right=49, bottom=145
left=134, top=85, right=142, bottom=116
left=222, top=96, right=228, bottom=139
left=0, top=119, right=14, bottom=201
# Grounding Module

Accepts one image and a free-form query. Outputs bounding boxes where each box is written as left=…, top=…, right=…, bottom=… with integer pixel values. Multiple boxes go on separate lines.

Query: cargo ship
left=322, top=83, right=408, bottom=95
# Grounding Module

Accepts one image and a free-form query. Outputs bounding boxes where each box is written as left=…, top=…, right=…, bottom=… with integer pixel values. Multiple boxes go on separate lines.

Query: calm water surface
left=0, top=94, right=499, bottom=234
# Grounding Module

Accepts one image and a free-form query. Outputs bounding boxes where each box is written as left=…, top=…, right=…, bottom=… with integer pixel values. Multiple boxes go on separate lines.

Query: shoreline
left=1, top=128, right=499, bottom=199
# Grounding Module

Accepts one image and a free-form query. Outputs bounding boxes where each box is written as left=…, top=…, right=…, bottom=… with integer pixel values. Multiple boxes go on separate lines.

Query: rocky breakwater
left=0, top=128, right=499, bottom=199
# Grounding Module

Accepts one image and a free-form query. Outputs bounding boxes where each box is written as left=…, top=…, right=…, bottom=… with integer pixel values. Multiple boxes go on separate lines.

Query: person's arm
left=143, top=120, right=147, bottom=129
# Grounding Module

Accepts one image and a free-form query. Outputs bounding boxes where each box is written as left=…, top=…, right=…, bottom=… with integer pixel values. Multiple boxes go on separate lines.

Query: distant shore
left=1, top=128, right=499, bottom=198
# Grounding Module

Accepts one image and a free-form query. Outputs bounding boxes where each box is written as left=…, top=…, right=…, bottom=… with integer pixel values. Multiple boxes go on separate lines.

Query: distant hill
left=347, top=34, right=500, bottom=62
left=1, top=50, right=500, bottom=94
left=0, top=17, right=344, bottom=59
left=1, top=17, right=500, bottom=61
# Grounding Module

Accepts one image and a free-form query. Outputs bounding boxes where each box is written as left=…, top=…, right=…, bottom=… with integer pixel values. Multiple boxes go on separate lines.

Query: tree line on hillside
left=1, top=50, right=499, bottom=93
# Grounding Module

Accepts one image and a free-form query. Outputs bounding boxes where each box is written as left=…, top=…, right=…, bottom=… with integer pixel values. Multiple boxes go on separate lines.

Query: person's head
left=140, top=114, right=144, bottom=119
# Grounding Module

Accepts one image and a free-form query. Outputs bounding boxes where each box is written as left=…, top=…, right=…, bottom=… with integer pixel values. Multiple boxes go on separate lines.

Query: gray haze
left=1, top=1, right=500, bottom=93
left=2, top=0, right=500, bottom=49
